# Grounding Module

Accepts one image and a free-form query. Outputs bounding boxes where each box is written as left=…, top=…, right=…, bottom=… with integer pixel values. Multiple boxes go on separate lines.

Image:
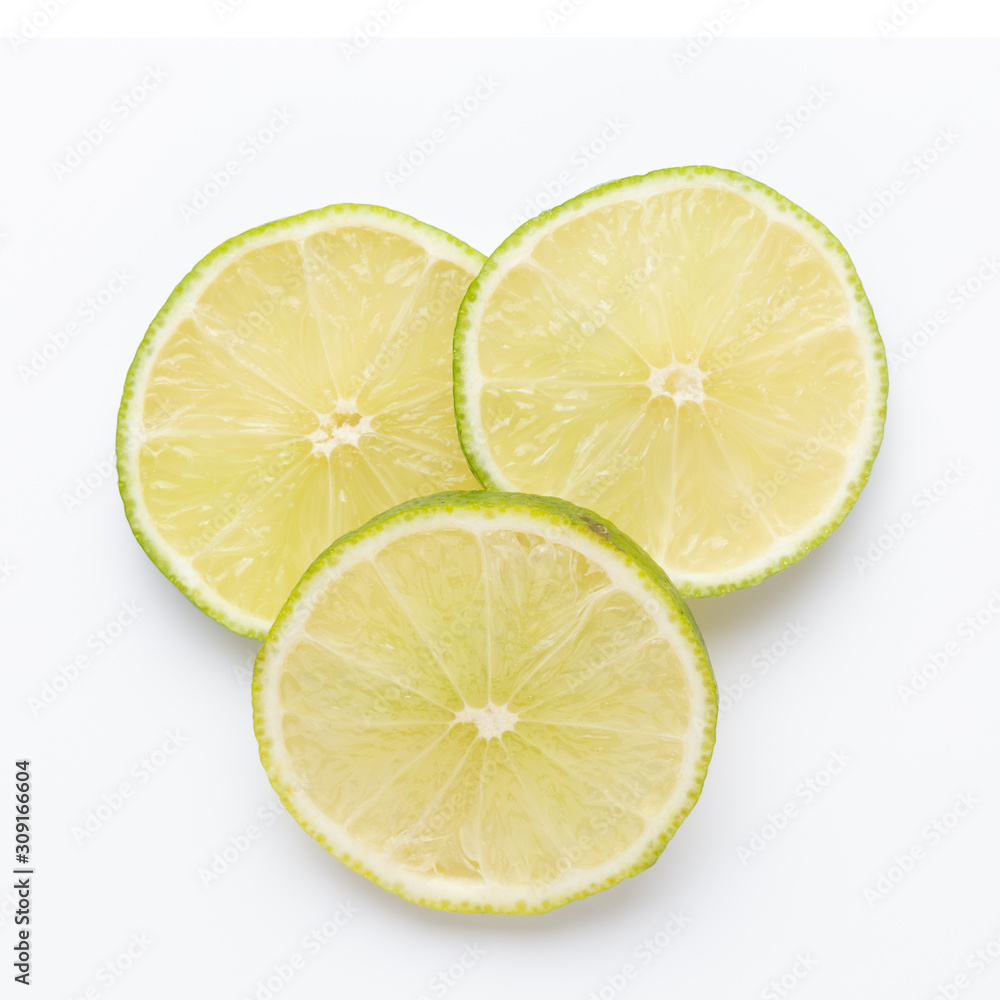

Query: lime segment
left=454, top=167, right=888, bottom=595
left=118, top=205, right=483, bottom=637
left=253, top=492, right=716, bottom=913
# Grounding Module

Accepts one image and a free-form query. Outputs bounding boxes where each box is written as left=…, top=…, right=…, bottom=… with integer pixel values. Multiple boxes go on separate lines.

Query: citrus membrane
left=117, top=205, right=483, bottom=638
left=253, top=491, right=716, bottom=913
left=454, top=166, right=888, bottom=595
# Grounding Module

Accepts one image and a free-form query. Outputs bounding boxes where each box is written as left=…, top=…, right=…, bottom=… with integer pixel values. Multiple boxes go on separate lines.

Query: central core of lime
left=453, top=702, right=519, bottom=740
left=647, top=363, right=707, bottom=405
left=308, top=405, right=372, bottom=454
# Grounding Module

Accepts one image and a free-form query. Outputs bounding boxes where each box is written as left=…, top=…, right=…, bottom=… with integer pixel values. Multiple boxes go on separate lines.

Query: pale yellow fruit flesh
left=473, top=187, right=872, bottom=584
left=134, top=226, right=480, bottom=627
left=277, top=525, right=695, bottom=890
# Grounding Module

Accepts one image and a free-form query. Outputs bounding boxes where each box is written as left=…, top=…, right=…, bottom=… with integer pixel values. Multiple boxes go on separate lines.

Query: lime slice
left=253, top=491, right=716, bottom=913
left=117, top=205, right=483, bottom=638
left=454, top=167, right=888, bottom=596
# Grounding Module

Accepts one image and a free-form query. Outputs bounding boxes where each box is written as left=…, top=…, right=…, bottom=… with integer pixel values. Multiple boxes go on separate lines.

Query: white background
left=3, top=9, right=1000, bottom=1000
